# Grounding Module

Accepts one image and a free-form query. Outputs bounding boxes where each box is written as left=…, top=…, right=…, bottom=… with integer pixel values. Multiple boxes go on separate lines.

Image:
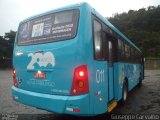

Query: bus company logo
left=27, top=52, right=55, bottom=69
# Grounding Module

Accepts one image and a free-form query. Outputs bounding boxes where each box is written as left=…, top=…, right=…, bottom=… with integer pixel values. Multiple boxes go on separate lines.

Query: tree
left=108, top=5, right=160, bottom=58
left=0, top=30, right=16, bottom=59
left=4, top=30, right=16, bottom=45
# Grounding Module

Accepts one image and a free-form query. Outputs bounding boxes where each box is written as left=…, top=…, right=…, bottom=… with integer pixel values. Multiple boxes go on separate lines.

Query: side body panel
left=114, top=63, right=143, bottom=101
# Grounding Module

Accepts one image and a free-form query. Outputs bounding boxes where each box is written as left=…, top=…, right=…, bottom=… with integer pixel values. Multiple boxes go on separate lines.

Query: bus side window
left=134, top=49, right=137, bottom=63
left=128, top=45, right=131, bottom=62
left=118, top=39, right=125, bottom=61
left=124, top=43, right=130, bottom=60
left=102, top=31, right=108, bottom=60
left=93, top=20, right=103, bottom=60
left=130, top=47, right=134, bottom=62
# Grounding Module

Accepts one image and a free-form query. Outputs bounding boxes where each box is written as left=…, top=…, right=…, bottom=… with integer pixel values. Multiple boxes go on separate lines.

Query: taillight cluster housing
left=12, top=68, right=18, bottom=87
left=70, top=65, right=89, bottom=95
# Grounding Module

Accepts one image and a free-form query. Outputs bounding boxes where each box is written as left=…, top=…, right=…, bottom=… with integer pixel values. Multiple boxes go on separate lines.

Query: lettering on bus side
left=96, top=69, right=104, bottom=84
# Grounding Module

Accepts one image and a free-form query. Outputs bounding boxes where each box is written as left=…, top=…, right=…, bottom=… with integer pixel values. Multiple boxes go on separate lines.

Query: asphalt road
left=0, top=69, right=160, bottom=120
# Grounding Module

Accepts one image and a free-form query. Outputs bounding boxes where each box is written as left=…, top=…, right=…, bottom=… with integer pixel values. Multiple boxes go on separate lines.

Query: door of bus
left=108, top=37, right=114, bottom=101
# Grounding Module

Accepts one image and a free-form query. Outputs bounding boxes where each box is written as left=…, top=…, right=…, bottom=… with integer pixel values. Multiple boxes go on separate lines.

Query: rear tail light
left=12, top=68, right=18, bottom=87
left=70, top=65, right=89, bottom=95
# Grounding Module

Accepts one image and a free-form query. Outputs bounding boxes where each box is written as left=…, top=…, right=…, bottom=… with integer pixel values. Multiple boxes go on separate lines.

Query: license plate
left=34, top=72, right=46, bottom=79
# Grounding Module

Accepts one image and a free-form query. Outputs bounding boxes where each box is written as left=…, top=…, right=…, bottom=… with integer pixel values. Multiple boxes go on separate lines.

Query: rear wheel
left=121, top=80, right=128, bottom=105
left=138, top=73, right=142, bottom=87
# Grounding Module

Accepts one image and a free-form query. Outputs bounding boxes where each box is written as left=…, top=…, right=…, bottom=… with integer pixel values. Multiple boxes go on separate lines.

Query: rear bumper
left=12, top=86, right=90, bottom=115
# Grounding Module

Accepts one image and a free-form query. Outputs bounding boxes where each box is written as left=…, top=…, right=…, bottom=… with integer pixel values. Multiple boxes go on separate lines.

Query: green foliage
left=109, top=5, right=160, bottom=58
left=0, top=30, right=16, bottom=59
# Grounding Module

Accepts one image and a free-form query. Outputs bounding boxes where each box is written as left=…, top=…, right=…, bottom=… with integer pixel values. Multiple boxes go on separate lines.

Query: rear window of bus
left=17, top=9, right=79, bottom=45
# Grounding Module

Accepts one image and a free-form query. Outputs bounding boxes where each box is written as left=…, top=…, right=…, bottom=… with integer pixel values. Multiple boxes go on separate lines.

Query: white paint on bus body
left=96, top=69, right=104, bottom=84
left=27, top=52, right=55, bottom=70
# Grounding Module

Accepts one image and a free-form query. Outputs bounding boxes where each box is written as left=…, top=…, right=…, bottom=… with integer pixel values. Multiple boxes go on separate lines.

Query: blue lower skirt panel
left=12, top=86, right=90, bottom=115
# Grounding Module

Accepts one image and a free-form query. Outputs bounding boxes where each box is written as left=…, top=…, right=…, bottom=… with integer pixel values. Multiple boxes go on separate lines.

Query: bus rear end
left=12, top=5, right=92, bottom=116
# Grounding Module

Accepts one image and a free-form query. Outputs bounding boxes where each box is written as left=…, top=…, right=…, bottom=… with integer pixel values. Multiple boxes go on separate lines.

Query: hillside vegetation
left=109, top=5, right=160, bottom=58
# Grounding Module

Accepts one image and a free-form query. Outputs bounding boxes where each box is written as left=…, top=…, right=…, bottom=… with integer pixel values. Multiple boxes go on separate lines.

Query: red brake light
left=70, top=65, right=89, bottom=95
left=78, top=71, right=84, bottom=77
left=13, top=69, right=16, bottom=74
left=12, top=68, right=18, bottom=87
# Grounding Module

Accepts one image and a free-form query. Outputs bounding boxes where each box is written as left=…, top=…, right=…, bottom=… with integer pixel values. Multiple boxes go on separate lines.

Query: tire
left=138, top=73, right=142, bottom=87
left=121, top=80, right=128, bottom=105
